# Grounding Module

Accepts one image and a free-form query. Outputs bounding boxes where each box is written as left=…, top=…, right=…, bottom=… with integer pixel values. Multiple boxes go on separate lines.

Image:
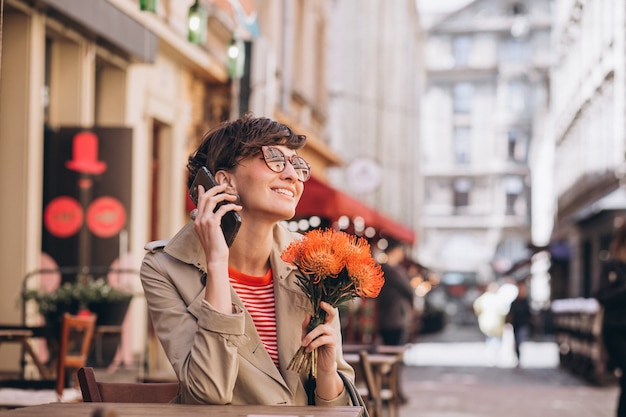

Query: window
left=454, top=126, right=471, bottom=165
left=504, top=176, right=524, bottom=215
left=510, top=2, right=527, bottom=15
left=453, top=178, right=471, bottom=213
left=452, top=36, right=472, bottom=67
left=508, top=80, right=528, bottom=113
left=507, top=128, right=527, bottom=162
left=499, top=37, right=530, bottom=62
left=453, top=83, right=474, bottom=114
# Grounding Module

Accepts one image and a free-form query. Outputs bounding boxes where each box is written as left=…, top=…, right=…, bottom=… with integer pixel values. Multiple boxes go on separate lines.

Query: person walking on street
left=376, top=239, right=415, bottom=346
left=595, top=219, right=626, bottom=417
left=376, top=239, right=414, bottom=405
left=507, top=281, right=532, bottom=367
left=473, top=282, right=510, bottom=366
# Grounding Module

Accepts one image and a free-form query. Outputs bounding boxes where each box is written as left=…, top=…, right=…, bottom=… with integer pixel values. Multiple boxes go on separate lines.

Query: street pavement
left=397, top=324, right=619, bottom=417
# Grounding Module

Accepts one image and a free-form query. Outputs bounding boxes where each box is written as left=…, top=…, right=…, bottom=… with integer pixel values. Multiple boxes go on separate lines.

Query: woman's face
left=230, top=145, right=305, bottom=222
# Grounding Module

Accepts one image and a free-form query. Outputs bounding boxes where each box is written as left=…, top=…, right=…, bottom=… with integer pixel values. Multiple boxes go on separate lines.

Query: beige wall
left=0, top=8, right=46, bottom=372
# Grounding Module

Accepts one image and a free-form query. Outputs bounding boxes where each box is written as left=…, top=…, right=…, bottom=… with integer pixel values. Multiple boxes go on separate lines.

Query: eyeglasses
left=260, top=146, right=311, bottom=182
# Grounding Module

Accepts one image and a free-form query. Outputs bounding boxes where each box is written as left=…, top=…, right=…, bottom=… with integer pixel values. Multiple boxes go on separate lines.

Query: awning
left=39, top=0, right=157, bottom=63
left=572, top=187, right=626, bottom=223
left=295, top=176, right=416, bottom=244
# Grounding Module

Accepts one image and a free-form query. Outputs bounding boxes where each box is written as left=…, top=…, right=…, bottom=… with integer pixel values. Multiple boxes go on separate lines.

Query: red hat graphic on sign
left=65, top=131, right=107, bottom=175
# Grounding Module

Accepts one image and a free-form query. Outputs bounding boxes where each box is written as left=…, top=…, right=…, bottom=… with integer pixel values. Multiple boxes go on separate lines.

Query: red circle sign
left=44, top=196, right=84, bottom=238
left=86, top=197, right=126, bottom=238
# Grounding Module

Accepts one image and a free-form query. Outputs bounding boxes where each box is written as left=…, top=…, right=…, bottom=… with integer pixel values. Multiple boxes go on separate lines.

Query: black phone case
left=190, top=167, right=242, bottom=246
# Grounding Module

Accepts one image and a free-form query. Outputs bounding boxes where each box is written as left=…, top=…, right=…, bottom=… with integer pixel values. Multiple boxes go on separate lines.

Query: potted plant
left=24, top=277, right=133, bottom=328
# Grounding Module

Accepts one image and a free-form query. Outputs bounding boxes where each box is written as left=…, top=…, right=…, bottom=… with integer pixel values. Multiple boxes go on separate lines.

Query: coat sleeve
left=140, top=250, right=246, bottom=404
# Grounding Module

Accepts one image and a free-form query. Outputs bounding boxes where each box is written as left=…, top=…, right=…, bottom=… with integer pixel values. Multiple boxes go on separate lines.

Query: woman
left=596, top=220, right=626, bottom=417
left=140, top=113, right=354, bottom=405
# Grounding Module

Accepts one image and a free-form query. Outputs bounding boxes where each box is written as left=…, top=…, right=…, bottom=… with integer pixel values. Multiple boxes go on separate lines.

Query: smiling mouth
left=273, top=188, right=295, bottom=198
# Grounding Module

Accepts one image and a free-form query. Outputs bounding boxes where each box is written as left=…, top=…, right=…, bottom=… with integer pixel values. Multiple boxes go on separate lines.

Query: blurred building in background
left=417, top=0, right=552, bottom=322
left=549, top=0, right=626, bottom=300
left=323, top=1, right=423, bottom=249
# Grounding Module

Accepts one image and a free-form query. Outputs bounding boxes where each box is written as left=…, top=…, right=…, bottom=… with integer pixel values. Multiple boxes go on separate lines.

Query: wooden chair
left=56, top=313, right=97, bottom=397
left=77, top=367, right=180, bottom=403
left=375, top=344, right=409, bottom=407
left=357, top=350, right=401, bottom=417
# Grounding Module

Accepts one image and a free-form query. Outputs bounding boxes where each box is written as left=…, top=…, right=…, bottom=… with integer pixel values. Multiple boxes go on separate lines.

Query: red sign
left=87, top=197, right=126, bottom=238
left=44, top=196, right=83, bottom=238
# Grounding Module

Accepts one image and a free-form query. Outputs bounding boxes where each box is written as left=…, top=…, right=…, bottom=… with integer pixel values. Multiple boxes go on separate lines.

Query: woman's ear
left=214, top=170, right=237, bottom=194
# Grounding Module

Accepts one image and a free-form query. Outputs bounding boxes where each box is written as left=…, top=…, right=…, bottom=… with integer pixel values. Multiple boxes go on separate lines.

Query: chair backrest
left=358, top=350, right=381, bottom=417
left=56, top=313, right=97, bottom=396
left=77, top=367, right=180, bottom=403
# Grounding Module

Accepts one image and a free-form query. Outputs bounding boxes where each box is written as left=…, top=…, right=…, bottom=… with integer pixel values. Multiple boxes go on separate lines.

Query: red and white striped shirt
left=228, top=267, right=279, bottom=367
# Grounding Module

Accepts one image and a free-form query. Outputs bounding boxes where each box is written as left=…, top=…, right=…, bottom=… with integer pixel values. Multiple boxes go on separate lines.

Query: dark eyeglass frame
left=260, top=146, right=311, bottom=182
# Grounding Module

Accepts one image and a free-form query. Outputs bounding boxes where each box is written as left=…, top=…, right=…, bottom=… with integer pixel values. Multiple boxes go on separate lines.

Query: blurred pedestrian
left=376, top=239, right=414, bottom=405
left=473, top=282, right=510, bottom=366
left=594, top=219, right=626, bottom=417
left=507, top=281, right=532, bottom=367
left=377, top=239, right=415, bottom=346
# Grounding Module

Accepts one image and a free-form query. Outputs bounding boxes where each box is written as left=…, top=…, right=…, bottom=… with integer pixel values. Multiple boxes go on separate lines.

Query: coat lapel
left=229, top=287, right=287, bottom=386
left=271, top=227, right=311, bottom=396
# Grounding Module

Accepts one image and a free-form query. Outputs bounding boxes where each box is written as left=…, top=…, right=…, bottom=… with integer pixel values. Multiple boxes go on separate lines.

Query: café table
left=0, top=327, right=51, bottom=380
left=0, top=402, right=365, bottom=417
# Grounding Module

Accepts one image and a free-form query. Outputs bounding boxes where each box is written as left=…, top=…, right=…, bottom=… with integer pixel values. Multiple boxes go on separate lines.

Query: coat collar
left=163, top=221, right=206, bottom=271
left=163, top=221, right=301, bottom=279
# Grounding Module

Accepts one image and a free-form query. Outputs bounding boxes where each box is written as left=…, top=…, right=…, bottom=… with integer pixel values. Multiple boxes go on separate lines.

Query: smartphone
left=190, top=167, right=242, bottom=247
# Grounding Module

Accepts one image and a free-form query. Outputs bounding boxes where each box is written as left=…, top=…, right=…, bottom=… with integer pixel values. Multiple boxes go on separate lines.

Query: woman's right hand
left=193, top=184, right=241, bottom=312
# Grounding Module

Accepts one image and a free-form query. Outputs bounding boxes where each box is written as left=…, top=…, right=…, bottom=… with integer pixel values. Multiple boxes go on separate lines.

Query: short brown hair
left=186, top=113, right=306, bottom=189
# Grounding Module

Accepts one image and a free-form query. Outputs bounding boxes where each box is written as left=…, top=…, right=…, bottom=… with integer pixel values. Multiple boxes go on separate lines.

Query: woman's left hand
left=300, top=301, right=344, bottom=400
left=301, top=301, right=338, bottom=371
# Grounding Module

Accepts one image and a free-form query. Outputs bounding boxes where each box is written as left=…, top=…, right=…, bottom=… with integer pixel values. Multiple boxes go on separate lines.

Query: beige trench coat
left=140, top=222, right=354, bottom=405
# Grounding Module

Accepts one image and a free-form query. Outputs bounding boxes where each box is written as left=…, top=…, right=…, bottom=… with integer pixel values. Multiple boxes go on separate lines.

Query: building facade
left=550, top=0, right=626, bottom=300
left=418, top=0, right=552, bottom=304
left=324, top=0, right=423, bottom=250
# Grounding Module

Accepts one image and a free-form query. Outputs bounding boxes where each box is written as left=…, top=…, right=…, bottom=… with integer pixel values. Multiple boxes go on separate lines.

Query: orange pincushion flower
left=281, top=228, right=385, bottom=378
left=349, top=261, right=384, bottom=298
left=282, top=229, right=345, bottom=283
left=281, top=228, right=384, bottom=297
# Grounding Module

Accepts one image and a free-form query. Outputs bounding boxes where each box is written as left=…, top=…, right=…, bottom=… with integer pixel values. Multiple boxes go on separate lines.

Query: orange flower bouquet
left=281, top=228, right=385, bottom=379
